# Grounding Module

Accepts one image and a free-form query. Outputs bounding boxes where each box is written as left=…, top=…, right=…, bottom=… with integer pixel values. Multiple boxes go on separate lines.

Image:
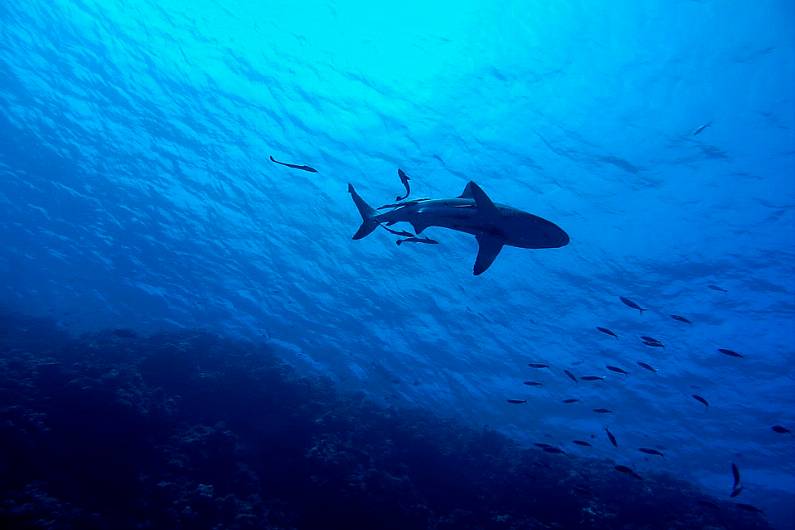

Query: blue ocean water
left=0, top=0, right=793, bottom=528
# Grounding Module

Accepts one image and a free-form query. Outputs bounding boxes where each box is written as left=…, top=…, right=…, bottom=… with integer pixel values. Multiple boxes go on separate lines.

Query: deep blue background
left=1, top=0, right=793, bottom=527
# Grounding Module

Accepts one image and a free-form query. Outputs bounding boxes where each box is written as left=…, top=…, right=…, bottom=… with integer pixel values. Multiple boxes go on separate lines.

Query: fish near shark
left=348, top=180, right=569, bottom=275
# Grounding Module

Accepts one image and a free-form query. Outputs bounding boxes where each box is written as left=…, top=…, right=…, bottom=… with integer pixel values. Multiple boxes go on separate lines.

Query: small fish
left=580, top=375, right=604, bottom=381
left=605, top=427, right=618, bottom=447
left=592, top=408, right=612, bottom=414
left=638, top=447, right=664, bottom=457
left=636, top=361, right=657, bottom=373
left=640, top=335, right=663, bottom=344
left=718, top=348, right=743, bottom=358
left=772, top=425, right=791, bottom=434
left=731, top=463, right=741, bottom=492
left=573, top=440, right=592, bottom=447
left=111, top=328, right=137, bottom=338
left=381, top=225, right=415, bottom=237
left=534, top=442, right=554, bottom=449
left=523, top=381, right=543, bottom=387
left=606, top=365, right=629, bottom=375
left=620, top=296, right=646, bottom=313
left=730, top=486, right=743, bottom=498
left=506, top=399, right=527, bottom=404
left=269, top=155, right=318, bottom=173
left=614, top=465, right=642, bottom=479
left=642, top=340, right=665, bottom=348
left=396, top=236, right=438, bottom=246
left=692, top=121, right=712, bottom=136
left=562, top=398, right=580, bottom=404
left=734, top=503, right=763, bottom=514
left=528, top=363, right=550, bottom=369
left=670, top=314, right=692, bottom=324
left=708, top=284, right=728, bottom=293
left=543, top=446, right=566, bottom=454
left=692, top=394, right=709, bottom=408
left=563, top=369, right=578, bottom=382
left=596, top=326, right=618, bottom=338
left=395, top=168, right=411, bottom=201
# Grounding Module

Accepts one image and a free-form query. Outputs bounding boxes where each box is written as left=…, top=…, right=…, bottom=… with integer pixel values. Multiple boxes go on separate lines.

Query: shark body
left=348, top=180, right=569, bottom=275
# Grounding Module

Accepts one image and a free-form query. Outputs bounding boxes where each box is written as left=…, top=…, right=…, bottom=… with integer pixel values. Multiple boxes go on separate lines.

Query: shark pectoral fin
left=411, top=220, right=431, bottom=234
left=468, top=182, right=499, bottom=217
left=473, top=234, right=504, bottom=275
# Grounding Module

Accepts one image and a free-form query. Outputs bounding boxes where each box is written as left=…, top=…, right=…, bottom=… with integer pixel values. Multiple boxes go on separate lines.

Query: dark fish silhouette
left=506, top=399, right=527, bottom=404
left=528, top=362, right=550, bottom=369
left=692, top=394, right=709, bottom=408
left=523, top=381, right=543, bottom=387
left=718, top=348, right=743, bottom=358
left=564, top=369, right=578, bottom=382
left=606, top=365, right=629, bottom=375
left=637, top=361, right=657, bottom=373
left=730, top=486, right=743, bottom=498
left=573, top=440, right=592, bottom=447
left=395, top=168, right=411, bottom=200
left=562, top=398, right=580, bottom=404
left=596, top=326, right=618, bottom=338
left=731, top=463, right=741, bottom=493
left=605, top=427, right=618, bottom=447
left=269, top=155, right=318, bottom=173
left=534, top=442, right=554, bottom=449
left=580, top=375, right=604, bottom=381
left=396, top=236, right=438, bottom=246
left=620, top=296, right=646, bottom=313
left=543, top=446, right=566, bottom=454
left=692, top=121, right=712, bottom=136
left=708, top=284, right=728, bottom=293
left=382, top=225, right=415, bottom=238
left=734, top=503, right=763, bottom=513
left=614, top=464, right=642, bottom=479
left=772, top=425, right=791, bottom=434
left=670, top=314, right=692, bottom=324
left=112, top=328, right=137, bottom=338
left=641, top=338, right=665, bottom=348
left=638, top=447, right=664, bottom=457
left=592, top=408, right=612, bottom=414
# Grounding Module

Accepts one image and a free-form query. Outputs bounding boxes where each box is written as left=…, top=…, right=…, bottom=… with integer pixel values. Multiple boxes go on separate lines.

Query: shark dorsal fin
left=473, top=234, right=504, bottom=275
left=458, top=182, right=476, bottom=199
left=467, top=181, right=499, bottom=217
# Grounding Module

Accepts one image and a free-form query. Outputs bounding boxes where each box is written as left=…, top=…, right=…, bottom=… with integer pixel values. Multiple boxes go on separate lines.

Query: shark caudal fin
left=348, top=183, right=380, bottom=240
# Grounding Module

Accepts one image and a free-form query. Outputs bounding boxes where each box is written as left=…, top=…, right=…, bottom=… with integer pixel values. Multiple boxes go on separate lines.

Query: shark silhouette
left=348, top=180, right=569, bottom=275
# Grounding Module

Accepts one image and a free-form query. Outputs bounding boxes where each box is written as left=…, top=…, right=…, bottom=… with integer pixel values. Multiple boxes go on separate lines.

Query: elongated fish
left=620, top=296, right=646, bottom=313
left=614, top=464, right=642, bottom=479
left=528, top=362, right=550, bottom=369
left=692, top=394, right=709, bottom=408
left=562, top=398, right=580, bottom=404
left=670, top=314, right=692, bottom=324
left=637, top=361, right=657, bottom=373
left=506, top=399, right=527, bottom=404
left=596, top=326, right=618, bottom=338
left=718, top=348, right=743, bottom=358
left=638, top=447, right=664, bottom=457
left=269, top=155, right=318, bottom=173
left=605, top=427, right=618, bottom=447
left=573, top=440, right=592, bottom=447
left=772, top=425, right=791, bottom=434
left=606, top=365, right=629, bottom=375
left=580, top=375, right=604, bottom=381
left=592, top=408, right=612, bottom=414
left=564, top=369, right=578, bottom=383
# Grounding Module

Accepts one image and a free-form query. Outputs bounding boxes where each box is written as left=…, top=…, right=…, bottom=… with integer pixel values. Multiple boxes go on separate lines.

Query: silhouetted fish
left=730, top=486, right=743, bottom=498
left=605, top=427, right=618, bottom=447
left=269, top=155, right=318, bottom=173
left=731, top=463, right=741, bottom=493
left=606, top=365, right=629, bottom=375
left=381, top=225, right=415, bottom=237
left=528, top=363, right=549, bottom=369
left=573, top=440, right=592, bottom=447
left=734, top=503, right=763, bottom=513
left=506, top=399, right=527, bottom=404
left=564, top=369, right=578, bottom=382
left=543, top=446, right=566, bottom=454
left=708, top=284, right=728, bottom=293
left=112, top=328, right=137, bottom=338
left=395, top=168, right=411, bottom=201
left=636, top=361, right=657, bottom=373
left=596, top=326, right=618, bottom=338
left=396, top=236, right=438, bottom=246
left=772, top=425, right=791, bottom=434
left=580, top=375, right=604, bottom=381
left=692, top=121, right=712, bottom=136
left=638, top=447, right=664, bottom=457
left=614, top=465, right=642, bottom=479
left=534, top=442, right=554, bottom=449
left=670, top=314, right=692, bottom=324
left=620, top=296, right=646, bottom=313
left=642, top=339, right=665, bottom=348
left=718, top=348, right=743, bottom=358
left=523, top=381, right=543, bottom=387
left=692, top=394, right=709, bottom=408
left=592, top=408, right=612, bottom=414
left=562, top=398, right=580, bottom=404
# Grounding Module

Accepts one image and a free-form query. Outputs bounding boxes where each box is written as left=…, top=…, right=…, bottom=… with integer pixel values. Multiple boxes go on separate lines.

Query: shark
left=348, top=180, right=569, bottom=275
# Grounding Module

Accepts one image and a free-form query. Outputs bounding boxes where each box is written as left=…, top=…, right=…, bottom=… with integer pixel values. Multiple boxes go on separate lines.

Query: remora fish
left=396, top=236, right=438, bottom=246
left=348, top=181, right=569, bottom=275
left=619, top=296, right=646, bottom=313
left=395, top=168, right=411, bottom=201
left=596, top=326, right=618, bottom=338
left=269, top=155, right=318, bottom=173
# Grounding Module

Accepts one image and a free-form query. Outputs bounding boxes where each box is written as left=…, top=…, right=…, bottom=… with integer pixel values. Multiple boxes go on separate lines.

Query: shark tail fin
left=348, top=183, right=379, bottom=240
